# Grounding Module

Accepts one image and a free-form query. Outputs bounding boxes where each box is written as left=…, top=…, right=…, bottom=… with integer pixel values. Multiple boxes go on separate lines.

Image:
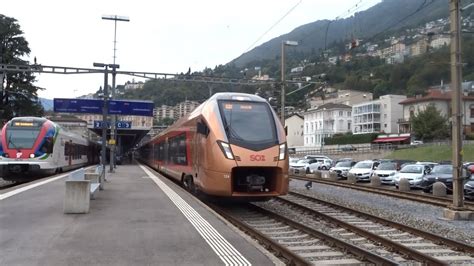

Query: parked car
left=289, top=157, right=301, bottom=171
left=410, top=140, right=424, bottom=146
left=416, top=161, right=439, bottom=171
left=330, top=160, right=357, bottom=179
left=331, top=158, right=353, bottom=167
left=464, top=175, right=474, bottom=200
left=419, top=164, right=453, bottom=193
left=348, top=160, right=379, bottom=182
left=339, top=145, right=357, bottom=151
left=291, top=159, right=319, bottom=174
left=394, top=164, right=431, bottom=188
left=372, top=162, right=398, bottom=185
left=421, top=164, right=472, bottom=193
left=312, top=159, right=333, bottom=171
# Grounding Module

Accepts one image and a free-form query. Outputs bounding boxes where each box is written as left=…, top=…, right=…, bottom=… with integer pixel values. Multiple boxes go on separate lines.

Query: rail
left=290, top=174, right=474, bottom=211
left=207, top=202, right=396, bottom=265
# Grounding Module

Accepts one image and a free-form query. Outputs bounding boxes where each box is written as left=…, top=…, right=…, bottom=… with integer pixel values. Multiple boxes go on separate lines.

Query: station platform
left=0, top=163, right=277, bottom=266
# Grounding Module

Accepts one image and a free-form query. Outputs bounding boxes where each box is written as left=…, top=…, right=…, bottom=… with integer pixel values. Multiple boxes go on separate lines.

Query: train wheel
left=183, top=175, right=194, bottom=192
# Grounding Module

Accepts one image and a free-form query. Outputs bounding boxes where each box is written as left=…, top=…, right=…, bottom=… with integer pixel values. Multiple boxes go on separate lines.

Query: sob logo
left=250, top=154, right=266, bottom=161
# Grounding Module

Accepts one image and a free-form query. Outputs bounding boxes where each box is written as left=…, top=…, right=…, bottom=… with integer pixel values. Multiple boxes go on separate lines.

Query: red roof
left=372, top=136, right=410, bottom=143
left=399, top=89, right=474, bottom=105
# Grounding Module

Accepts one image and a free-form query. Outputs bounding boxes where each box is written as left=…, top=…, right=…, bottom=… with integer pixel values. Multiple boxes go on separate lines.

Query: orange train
left=138, top=92, right=289, bottom=199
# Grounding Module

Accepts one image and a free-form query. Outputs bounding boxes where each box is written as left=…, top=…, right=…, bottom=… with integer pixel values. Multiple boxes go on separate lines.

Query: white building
left=175, top=100, right=200, bottom=119
left=285, top=114, right=304, bottom=148
left=398, top=89, right=474, bottom=134
left=154, top=105, right=176, bottom=121
left=309, top=89, right=373, bottom=108
left=352, top=95, right=406, bottom=134
left=303, top=103, right=352, bottom=147
left=124, top=81, right=144, bottom=91
left=430, top=36, right=451, bottom=49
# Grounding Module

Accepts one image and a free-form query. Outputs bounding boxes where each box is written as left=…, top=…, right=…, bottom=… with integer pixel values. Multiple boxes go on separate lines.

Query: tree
left=0, top=15, right=44, bottom=123
left=411, top=104, right=449, bottom=141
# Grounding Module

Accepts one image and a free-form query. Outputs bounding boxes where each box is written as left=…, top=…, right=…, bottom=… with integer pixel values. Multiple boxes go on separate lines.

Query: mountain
left=39, top=97, right=54, bottom=111
left=231, top=0, right=448, bottom=67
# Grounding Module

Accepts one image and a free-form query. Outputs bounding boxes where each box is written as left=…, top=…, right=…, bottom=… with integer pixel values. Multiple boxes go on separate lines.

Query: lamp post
left=102, top=15, right=129, bottom=172
left=280, top=40, right=298, bottom=126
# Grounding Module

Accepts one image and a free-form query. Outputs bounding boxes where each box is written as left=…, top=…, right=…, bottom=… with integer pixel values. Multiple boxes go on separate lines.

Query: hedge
left=324, top=133, right=379, bottom=145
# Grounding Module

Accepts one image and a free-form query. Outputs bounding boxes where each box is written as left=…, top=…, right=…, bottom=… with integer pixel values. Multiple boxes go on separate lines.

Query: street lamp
left=281, top=40, right=298, bottom=126
left=102, top=14, right=129, bottom=172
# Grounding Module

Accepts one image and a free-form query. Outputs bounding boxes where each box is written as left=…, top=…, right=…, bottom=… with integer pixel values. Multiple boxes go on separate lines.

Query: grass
left=384, top=144, right=474, bottom=162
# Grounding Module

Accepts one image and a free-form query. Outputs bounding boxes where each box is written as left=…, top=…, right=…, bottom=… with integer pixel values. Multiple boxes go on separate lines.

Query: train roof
left=208, top=92, right=267, bottom=103
left=139, top=93, right=268, bottom=147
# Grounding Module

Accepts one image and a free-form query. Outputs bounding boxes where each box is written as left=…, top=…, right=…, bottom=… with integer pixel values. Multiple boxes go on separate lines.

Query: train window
left=197, top=121, right=209, bottom=137
left=168, top=134, right=187, bottom=165
left=218, top=100, right=278, bottom=150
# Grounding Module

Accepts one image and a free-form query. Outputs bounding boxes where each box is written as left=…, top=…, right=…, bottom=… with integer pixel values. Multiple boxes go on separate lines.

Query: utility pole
left=93, top=63, right=109, bottom=189
left=281, top=42, right=286, bottom=126
left=450, top=0, right=463, bottom=209
left=445, top=0, right=473, bottom=220
left=102, top=15, right=129, bottom=172
left=280, top=40, right=298, bottom=126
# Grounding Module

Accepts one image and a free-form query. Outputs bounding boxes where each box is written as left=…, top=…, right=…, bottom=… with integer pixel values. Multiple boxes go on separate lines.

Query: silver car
left=372, top=162, right=398, bottom=185
left=394, top=164, right=431, bottom=188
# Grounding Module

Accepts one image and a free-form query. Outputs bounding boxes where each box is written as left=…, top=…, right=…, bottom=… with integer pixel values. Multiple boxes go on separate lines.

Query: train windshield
left=219, top=100, right=277, bottom=150
left=6, top=127, right=41, bottom=149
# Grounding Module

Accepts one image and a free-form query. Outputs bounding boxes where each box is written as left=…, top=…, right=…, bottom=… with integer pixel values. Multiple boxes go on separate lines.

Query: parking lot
left=289, top=155, right=474, bottom=200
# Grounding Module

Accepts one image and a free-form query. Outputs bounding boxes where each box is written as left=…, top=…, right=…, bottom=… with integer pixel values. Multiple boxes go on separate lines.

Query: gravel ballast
left=289, top=179, right=474, bottom=245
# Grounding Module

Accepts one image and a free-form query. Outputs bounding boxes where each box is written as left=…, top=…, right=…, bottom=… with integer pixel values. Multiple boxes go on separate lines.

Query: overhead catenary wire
left=243, top=0, right=303, bottom=53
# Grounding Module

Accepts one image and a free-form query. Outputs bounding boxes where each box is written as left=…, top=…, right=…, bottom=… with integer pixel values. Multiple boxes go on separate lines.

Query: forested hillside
left=120, top=0, right=474, bottom=110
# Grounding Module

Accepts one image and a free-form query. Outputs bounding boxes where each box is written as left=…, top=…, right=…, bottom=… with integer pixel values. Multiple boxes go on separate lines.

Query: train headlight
left=279, top=143, right=286, bottom=160
left=217, top=141, right=234, bottom=160
left=30, top=154, right=35, bottom=158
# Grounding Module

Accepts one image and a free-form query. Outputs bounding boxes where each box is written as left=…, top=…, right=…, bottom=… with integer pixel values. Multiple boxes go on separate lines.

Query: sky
left=3, top=0, right=381, bottom=99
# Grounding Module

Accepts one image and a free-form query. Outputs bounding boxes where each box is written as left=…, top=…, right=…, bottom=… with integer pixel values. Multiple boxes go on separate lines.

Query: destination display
left=54, top=98, right=103, bottom=114
left=108, top=100, right=154, bottom=117
left=54, top=98, right=153, bottom=116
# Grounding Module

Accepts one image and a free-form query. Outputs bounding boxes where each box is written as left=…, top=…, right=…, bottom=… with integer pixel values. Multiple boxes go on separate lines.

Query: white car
left=291, top=159, right=319, bottom=174
left=394, top=164, right=431, bottom=188
left=289, top=157, right=301, bottom=168
left=348, top=160, right=379, bottom=181
left=329, top=160, right=356, bottom=179
left=310, top=159, right=333, bottom=171
left=410, top=140, right=424, bottom=146
left=372, top=162, right=398, bottom=185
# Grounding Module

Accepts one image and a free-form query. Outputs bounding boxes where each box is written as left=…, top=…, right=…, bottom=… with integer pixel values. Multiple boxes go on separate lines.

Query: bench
left=63, top=167, right=102, bottom=214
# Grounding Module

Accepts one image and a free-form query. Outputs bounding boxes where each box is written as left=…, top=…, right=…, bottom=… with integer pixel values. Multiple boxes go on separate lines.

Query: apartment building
left=352, top=95, right=406, bottom=134
left=175, top=100, right=200, bottom=119
left=303, top=103, right=352, bottom=147
left=154, top=105, right=176, bottom=121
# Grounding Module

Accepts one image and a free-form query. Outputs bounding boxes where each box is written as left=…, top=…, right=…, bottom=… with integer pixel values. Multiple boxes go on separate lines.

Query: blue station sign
left=54, top=98, right=154, bottom=116
left=109, top=100, right=154, bottom=117
left=54, top=98, right=103, bottom=114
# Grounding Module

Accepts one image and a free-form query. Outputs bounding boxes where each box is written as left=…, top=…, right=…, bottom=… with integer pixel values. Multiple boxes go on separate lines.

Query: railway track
left=290, top=174, right=474, bottom=211
left=208, top=202, right=397, bottom=265
left=268, top=191, right=474, bottom=265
